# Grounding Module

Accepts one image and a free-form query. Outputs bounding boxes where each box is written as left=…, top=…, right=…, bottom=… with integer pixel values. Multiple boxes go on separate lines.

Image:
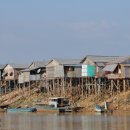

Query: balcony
left=107, top=74, right=123, bottom=79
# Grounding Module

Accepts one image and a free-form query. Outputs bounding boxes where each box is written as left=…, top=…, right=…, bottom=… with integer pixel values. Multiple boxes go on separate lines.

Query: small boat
left=6, top=107, right=37, bottom=113
left=95, top=102, right=109, bottom=113
left=95, top=105, right=105, bottom=113
left=35, top=97, right=71, bottom=113
left=35, top=104, right=66, bottom=113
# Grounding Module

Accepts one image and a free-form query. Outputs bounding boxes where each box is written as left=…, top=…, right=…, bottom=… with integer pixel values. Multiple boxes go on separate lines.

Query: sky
left=0, top=0, right=130, bottom=63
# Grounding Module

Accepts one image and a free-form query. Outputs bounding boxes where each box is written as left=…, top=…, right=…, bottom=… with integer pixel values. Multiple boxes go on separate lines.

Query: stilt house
left=18, top=61, right=47, bottom=85
left=80, top=55, right=120, bottom=78
left=103, top=56, right=130, bottom=79
left=2, top=63, right=28, bottom=91
left=102, top=56, right=130, bottom=93
left=46, top=59, right=81, bottom=79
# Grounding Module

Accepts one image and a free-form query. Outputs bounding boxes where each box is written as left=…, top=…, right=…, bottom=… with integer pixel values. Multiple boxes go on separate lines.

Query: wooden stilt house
left=18, top=61, right=47, bottom=90
left=2, top=63, right=28, bottom=92
left=80, top=55, right=121, bottom=78
left=46, top=59, right=81, bottom=96
left=46, top=59, right=81, bottom=79
left=103, top=56, right=130, bottom=93
left=29, top=61, right=47, bottom=81
left=79, top=55, right=121, bottom=96
left=103, top=56, right=130, bottom=79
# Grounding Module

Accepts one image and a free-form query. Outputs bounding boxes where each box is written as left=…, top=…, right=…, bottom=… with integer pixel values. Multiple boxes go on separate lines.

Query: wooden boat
left=6, top=107, right=37, bottom=113
left=35, top=97, right=71, bottom=113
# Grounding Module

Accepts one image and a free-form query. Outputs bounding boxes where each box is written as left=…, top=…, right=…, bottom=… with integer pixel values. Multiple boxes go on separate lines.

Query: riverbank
left=77, top=90, right=130, bottom=113
left=1, top=88, right=130, bottom=114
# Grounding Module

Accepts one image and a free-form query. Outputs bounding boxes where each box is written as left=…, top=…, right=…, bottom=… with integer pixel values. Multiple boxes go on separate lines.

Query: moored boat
left=95, top=102, right=110, bottom=113
left=6, top=107, right=37, bottom=113
left=35, top=97, right=71, bottom=113
left=95, top=105, right=105, bottom=113
left=35, top=104, right=66, bottom=113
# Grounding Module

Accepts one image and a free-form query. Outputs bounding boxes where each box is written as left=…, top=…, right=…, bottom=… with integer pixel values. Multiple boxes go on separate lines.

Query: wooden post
left=62, top=78, right=65, bottom=96
left=47, top=79, right=49, bottom=96
left=94, top=78, right=97, bottom=95
left=123, top=79, right=126, bottom=92
left=69, top=78, right=71, bottom=96
left=58, top=78, right=60, bottom=96
left=98, top=78, right=101, bottom=96
left=29, top=81, right=31, bottom=96
left=53, top=79, right=55, bottom=95
left=85, top=78, right=87, bottom=97
left=82, top=78, right=83, bottom=97
left=126, top=79, right=128, bottom=91
left=8, top=80, right=10, bottom=92
left=19, top=83, right=20, bottom=92
left=128, top=79, right=130, bottom=90
left=117, top=79, right=120, bottom=93
left=111, top=80, right=113, bottom=96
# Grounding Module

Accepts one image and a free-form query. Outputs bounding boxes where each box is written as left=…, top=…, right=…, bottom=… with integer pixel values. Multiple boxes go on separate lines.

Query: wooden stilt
left=117, top=79, right=120, bottom=93
left=81, top=78, right=83, bottom=97
left=123, top=79, right=126, bottom=92
left=111, top=80, right=113, bottom=96
left=29, top=81, right=31, bottom=96
left=98, top=78, right=101, bottom=96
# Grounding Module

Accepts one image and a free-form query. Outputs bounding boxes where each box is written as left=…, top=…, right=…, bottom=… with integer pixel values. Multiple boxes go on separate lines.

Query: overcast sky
left=0, top=0, right=130, bottom=63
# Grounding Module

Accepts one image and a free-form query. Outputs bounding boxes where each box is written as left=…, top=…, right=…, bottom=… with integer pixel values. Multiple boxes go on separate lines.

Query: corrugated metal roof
left=81, top=55, right=122, bottom=63
left=4, top=63, right=29, bottom=69
left=63, top=64, right=81, bottom=67
left=50, top=59, right=81, bottom=65
left=103, top=64, right=118, bottom=72
left=96, top=62, right=105, bottom=67
left=30, top=61, right=48, bottom=68
left=21, top=66, right=45, bottom=72
left=21, top=68, right=30, bottom=72
left=108, top=56, right=130, bottom=64
left=34, top=61, right=48, bottom=67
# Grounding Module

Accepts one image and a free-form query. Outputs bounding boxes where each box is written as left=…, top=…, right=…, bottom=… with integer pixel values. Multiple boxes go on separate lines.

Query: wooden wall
left=3, top=65, right=15, bottom=80
left=65, top=66, right=81, bottom=78
left=46, top=60, right=64, bottom=78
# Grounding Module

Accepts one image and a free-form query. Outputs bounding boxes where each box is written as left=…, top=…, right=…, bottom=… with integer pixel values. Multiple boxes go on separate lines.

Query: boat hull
left=95, top=105, right=105, bottom=113
left=6, top=107, right=37, bottom=113
left=35, top=105, right=66, bottom=113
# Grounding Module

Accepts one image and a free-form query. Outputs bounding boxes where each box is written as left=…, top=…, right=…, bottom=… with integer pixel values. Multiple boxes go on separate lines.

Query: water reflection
left=0, top=112, right=130, bottom=130
left=81, top=113, right=130, bottom=130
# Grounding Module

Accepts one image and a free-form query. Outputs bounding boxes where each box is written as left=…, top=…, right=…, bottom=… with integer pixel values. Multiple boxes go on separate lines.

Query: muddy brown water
left=0, top=112, right=130, bottom=130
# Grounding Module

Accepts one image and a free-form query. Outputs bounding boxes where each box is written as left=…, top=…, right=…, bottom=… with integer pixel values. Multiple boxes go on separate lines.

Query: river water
left=0, top=112, right=130, bottom=130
